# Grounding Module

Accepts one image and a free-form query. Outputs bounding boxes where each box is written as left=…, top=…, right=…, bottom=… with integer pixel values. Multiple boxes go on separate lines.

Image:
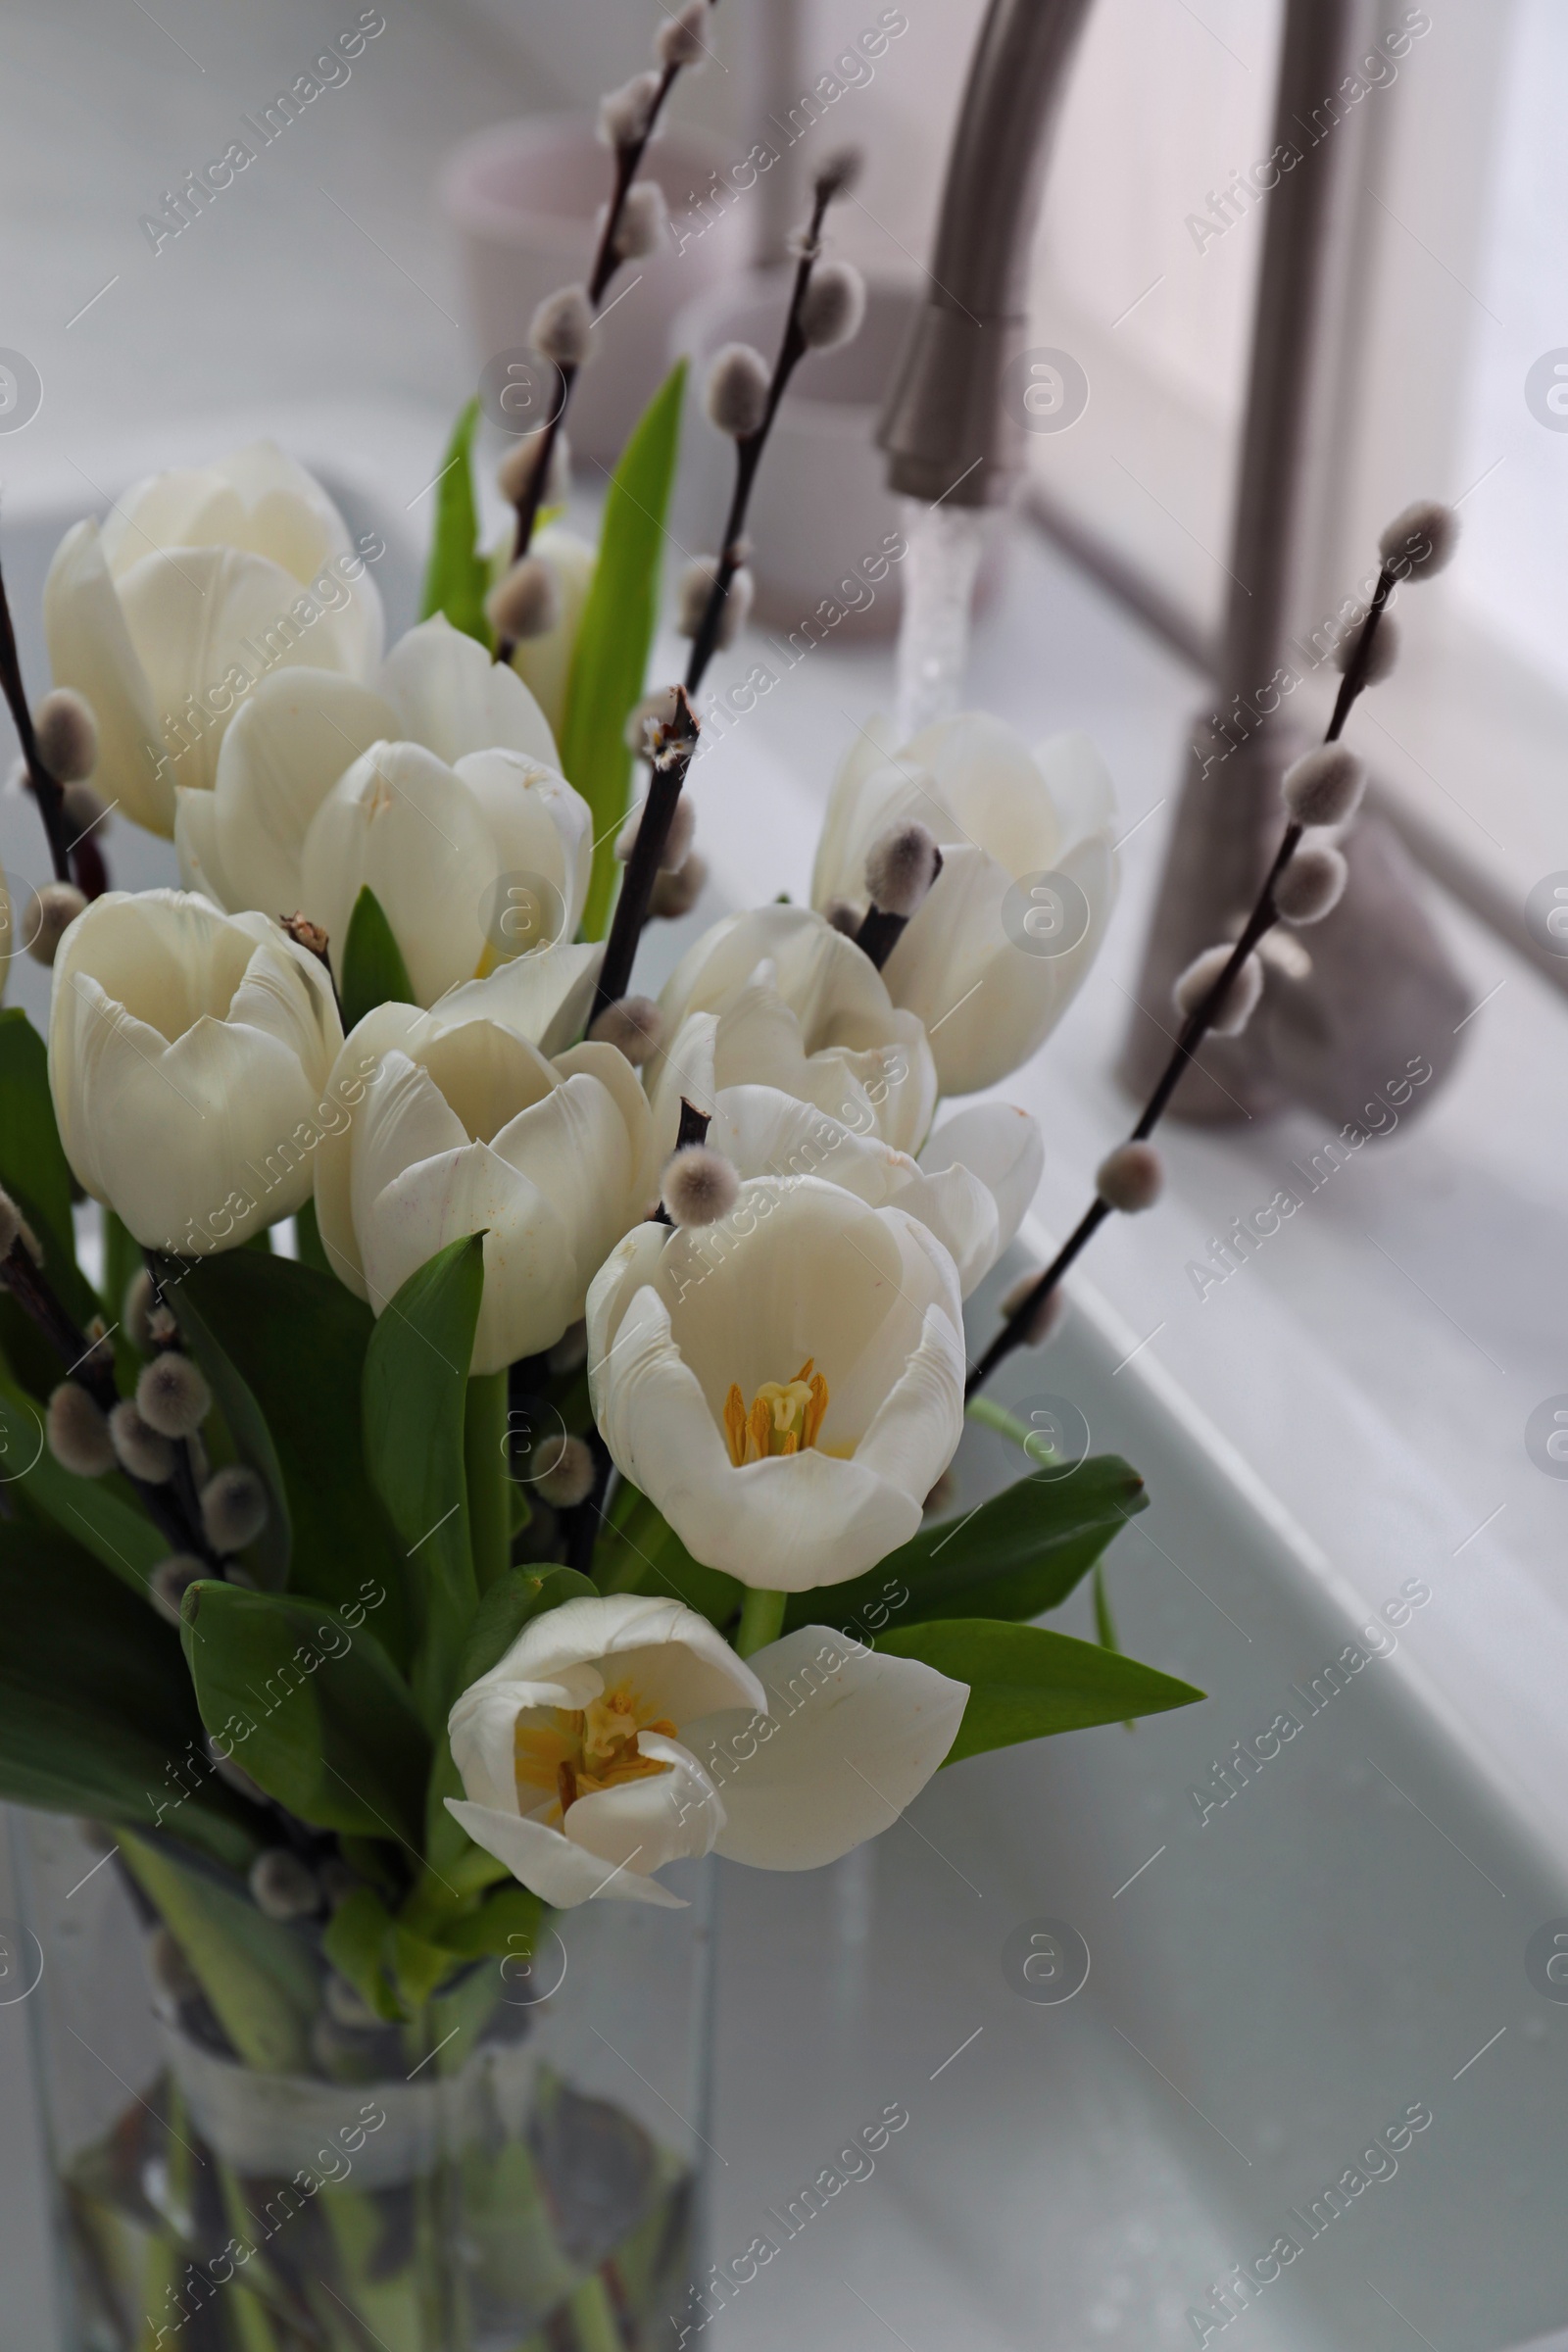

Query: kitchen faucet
left=878, top=0, right=1469, bottom=1129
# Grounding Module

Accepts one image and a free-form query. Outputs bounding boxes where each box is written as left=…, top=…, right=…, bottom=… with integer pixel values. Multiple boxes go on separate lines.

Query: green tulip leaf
left=180, top=1581, right=430, bottom=1846
left=322, top=1884, right=402, bottom=2021
left=418, top=394, right=491, bottom=649
left=0, top=1520, right=260, bottom=1870
left=876, top=1618, right=1203, bottom=1763
left=783, top=1458, right=1148, bottom=1641
left=0, top=1007, right=102, bottom=1365
left=118, top=1832, right=317, bottom=2073
left=560, top=361, right=687, bottom=938
left=424, top=1880, right=540, bottom=1964
left=341, top=884, right=416, bottom=1032
left=363, top=1234, right=484, bottom=1722
left=168, top=1250, right=409, bottom=1659
left=103, top=1211, right=144, bottom=1361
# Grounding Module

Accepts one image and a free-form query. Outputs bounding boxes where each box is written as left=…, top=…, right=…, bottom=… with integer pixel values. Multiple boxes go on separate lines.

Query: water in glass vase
left=13, top=1812, right=712, bottom=2351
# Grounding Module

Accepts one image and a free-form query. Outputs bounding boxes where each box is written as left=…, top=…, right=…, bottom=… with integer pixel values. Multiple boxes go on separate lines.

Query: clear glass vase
left=13, top=1811, right=712, bottom=2352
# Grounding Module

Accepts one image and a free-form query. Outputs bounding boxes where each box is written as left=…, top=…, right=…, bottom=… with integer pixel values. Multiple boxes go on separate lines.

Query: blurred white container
left=440, top=116, right=749, bottom=467
left=670, top=269, right=1004, bottom=641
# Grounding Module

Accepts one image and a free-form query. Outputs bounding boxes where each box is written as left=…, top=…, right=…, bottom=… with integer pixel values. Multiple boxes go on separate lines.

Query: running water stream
left=892, top=498, right=986, bottom=740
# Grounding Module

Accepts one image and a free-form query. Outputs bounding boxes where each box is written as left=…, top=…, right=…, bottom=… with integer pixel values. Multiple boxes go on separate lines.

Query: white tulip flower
left=707, top=1087, right=1043, bottom=1297
left=587, top=1176, right=965, bottom=1591
left=811, top=712, right=1119, bottom=1094
left=48, top=891, right=343, bottom=1252
left=314, top=951, right=659, bottom=1373
left=446, top=1593, right=968, bottom=1907
left=174, top=616, right=590, bottom=1004
left=654, top=905, right=936, bottom=1158
left=45, top=443, right=383, bottom=837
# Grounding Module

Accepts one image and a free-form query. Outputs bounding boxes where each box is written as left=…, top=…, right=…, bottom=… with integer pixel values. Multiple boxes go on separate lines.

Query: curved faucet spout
left=877, top=0, right=1094, bottom=508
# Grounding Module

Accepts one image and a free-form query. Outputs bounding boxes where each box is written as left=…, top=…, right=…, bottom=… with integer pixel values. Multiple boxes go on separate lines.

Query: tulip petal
left=809, top=713, right=900, bottom=913
left=105, top=441, right=354, bottom=581
left=444, top=1799, right=687, bottom=1907
left=114, top=545, right=371, bottom=802
left=548, top=1039, right=662, bottom=1219
left=594, top=1285, right=924, bottom=1588
left=906, top=711, right=1065, bottom=874
left=564, top=1735, right=725, bottom=1875
left=649, top=1011, right=720, bottom=1153
left=211, top=670, right=399, bottom=917
left=919, top=1099, right=1043, bottom=1263
left=687, top=1625, right=968, bottom=1870
left=173, top=786, right=239, bottom=907
left=435, top=942, right=604, bottom=1060
left=455, top=748, right=593, bottom=948
left=710, top=1085, right=1004, bottom=1293
left=474, top=1593, right=764, bottom=1723
left=659, top=908, right=936, bottom=1155
left=302, top=741, right=498, bottom=1006
left=43, top=520, right=169, bottom=832
left=381, top=613, right=560, bottom=768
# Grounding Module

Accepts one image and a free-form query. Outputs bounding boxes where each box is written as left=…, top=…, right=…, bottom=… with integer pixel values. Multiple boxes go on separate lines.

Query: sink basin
left=704, top=1252, right=1568, bottom=2350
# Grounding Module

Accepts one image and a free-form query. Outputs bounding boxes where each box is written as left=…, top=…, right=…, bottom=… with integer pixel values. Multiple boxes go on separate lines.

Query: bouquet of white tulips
left=43, top=14, right=1478, bottom=2351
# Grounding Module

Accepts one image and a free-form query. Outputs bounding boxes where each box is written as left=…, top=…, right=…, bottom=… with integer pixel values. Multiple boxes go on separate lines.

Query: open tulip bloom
left=447, top=1593, right=969, bottom=1907
left=45, top=441, right=384, bottom=834
left=0, top=327, right=1201, bottom=2189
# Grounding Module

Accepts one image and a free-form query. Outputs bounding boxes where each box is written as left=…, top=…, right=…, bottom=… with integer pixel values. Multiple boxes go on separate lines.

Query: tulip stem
left=735, top=1587, right=786, bottom=1660
left=465, top=1371, right=511, bottom=1595
left=964, top=579, right=1396, bottom=1400
left=0, top=546, right=72, bottom=883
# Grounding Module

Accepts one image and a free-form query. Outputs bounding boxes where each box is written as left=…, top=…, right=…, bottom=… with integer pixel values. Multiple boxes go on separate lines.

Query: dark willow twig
left=0, top=547, right=72, bottom=882
left=965, top=563, right=1398, bottom=1399
left=584, top=160, right=858, bottom=1011
left=590, top=688, right=700, bottom=1023
left=495, top=56, right=690, bottom=662
left=683, top=167, right=848, bottom=699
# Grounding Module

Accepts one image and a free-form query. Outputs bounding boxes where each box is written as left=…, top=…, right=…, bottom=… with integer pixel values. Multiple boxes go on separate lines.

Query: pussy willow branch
left=591, top=169, right=852, bottom=1000
left=683, top=172, right=841, bottom=700
left=495, top=58, right=686, bottom=664
left=590, top=689, right=701, bottom=1022
left=0, top=1236, right=220, bottom=1565
left=0, top=549, right=72, bottom=883
left=965, top=563, right=1397, bottom=1400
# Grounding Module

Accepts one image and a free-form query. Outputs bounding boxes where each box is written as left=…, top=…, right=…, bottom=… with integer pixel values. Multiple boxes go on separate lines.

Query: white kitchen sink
left=705, top=1256, right=1568, bottom=2352
left=1, top=461, right=1564, bottom=2352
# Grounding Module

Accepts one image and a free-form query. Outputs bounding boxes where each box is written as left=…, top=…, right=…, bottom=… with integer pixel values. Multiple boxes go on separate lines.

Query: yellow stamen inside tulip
left=723, top=1359, right=830, bottom=1465
left=514, top=1680, right=679, bottom=1821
